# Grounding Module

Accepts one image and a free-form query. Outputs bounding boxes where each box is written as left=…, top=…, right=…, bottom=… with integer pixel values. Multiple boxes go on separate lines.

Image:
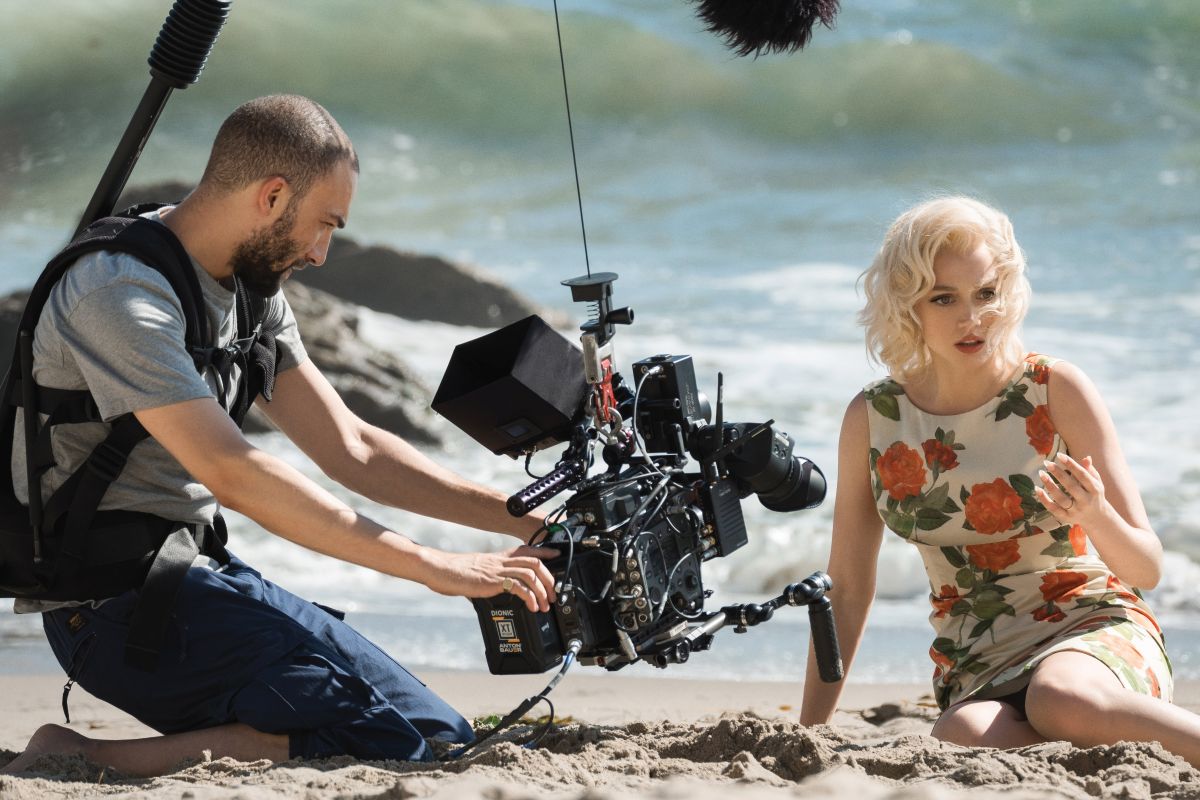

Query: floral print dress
left=865, top=354, right=1172, bottom=710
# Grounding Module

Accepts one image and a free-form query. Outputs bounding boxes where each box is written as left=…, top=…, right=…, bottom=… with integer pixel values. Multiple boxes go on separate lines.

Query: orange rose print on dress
left=1069, top=525, right=1087, bottom=556
left=1025, top=404, right=1056, bottom=456
left=877, top=442, right=926, bottom=500
left=1039, top=571, right=1090, bottom=603
left=930, top=647, right=954, bottom=673
left=1032, top=605, right=1066, bottom=623
left=931, top=584, right=961, bottom=618
left=1147, top=668, right=1161, bottom=698
left=1126, top=608, right=1163, bottom=638
left=964, top=479, right=1025, bottom=535
left=1105, top=575, right=1142, bottom=606
left=1030, top=360, right=1051, bottom=385
left=922, top=439, right=959, bottom=471
left=966, top=539, right=1021, bottom=572
left=1096, top=632, right=1144, bottom=670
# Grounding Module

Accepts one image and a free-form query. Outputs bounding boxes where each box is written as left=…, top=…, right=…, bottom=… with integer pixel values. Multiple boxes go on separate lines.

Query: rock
left=0, top=290, right=28, bottom=375
left=116, top=180, right=561, bottom=329
left=0, top=285, right=441, bottom=445
left=246, top=281, right=440, bottom=444
left=294, top=238, right=558, bottom=329
left=115, top=181, right=192, bottom=210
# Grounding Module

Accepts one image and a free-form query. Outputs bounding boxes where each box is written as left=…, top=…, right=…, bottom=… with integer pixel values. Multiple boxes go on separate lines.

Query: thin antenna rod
left=552, top=0, right=591, bottom=277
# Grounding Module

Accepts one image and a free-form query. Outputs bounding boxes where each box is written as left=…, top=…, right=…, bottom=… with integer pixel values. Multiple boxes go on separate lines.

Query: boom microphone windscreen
left=690, top=0, right=839, bottom=56
left=433, top=315, right=588, bottom=456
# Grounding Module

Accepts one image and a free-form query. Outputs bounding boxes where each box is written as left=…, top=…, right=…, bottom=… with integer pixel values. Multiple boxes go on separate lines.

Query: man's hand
left=420, top=545, right=559, bottom=613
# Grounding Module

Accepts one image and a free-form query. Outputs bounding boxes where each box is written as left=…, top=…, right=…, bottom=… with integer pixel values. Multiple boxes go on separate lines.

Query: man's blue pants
left=43, top=556, right=474, bottom=761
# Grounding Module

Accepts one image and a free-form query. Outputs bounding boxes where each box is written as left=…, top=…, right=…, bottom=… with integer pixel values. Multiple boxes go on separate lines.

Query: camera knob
left=606, top=307, right=634, bottom=325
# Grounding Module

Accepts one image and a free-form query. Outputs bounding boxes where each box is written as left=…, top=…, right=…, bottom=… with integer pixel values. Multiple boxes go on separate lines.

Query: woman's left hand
left=1037, top=452, right=1105, bottom=525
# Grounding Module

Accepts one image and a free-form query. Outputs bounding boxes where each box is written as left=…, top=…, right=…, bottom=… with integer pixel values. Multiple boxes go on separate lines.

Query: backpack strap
left=14, top=214, right=211, bottom=360
left=1, top=210, right=243, bottom=670
left=228, top=283, right=279, bottom=425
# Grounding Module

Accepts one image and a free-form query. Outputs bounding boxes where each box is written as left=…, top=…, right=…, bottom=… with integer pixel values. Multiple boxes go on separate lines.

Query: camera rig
left=434, top=273, right=843, bottom=684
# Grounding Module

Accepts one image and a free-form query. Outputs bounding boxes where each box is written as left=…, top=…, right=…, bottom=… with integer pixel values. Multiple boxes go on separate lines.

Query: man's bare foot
left=1, top=724, right=93, bottom=775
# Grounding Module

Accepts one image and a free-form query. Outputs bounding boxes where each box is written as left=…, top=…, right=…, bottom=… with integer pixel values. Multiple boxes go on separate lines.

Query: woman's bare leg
left=932, top=697, right=1046, bottom=748
left=1025, top=651, right=1200, bottom=767
left=2, top=722, right=288, bottom=777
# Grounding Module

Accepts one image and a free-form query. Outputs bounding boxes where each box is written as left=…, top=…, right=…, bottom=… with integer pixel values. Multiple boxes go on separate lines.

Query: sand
left=2, top=672, right=1198, bottom=799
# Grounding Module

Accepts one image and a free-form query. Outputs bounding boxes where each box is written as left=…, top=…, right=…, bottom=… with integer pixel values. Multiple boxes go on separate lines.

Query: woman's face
left=913, top=242, right=1005, bottom=371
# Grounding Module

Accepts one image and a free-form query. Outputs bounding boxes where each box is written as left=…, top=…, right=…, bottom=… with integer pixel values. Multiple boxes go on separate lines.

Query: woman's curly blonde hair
left=859, top=196, right=1030, bottom=382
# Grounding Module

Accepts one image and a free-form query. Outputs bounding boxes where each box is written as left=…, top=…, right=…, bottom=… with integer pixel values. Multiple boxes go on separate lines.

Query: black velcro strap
left=45, top=414, right=150, bottom=568
left=228, top=329, right=278, bottom=427
left=197, top=513, right=231, bottom=566
left=28, top=390, right=104, bottom=476
left=123, top=525, right=199, bottom=672
left=33, top=386, right=101, bottom=423
left=249, top=330, right=278, bottom=402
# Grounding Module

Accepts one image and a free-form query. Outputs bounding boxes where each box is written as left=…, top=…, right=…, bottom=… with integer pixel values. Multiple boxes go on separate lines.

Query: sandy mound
left=3, top=704, right=1197, bottom=800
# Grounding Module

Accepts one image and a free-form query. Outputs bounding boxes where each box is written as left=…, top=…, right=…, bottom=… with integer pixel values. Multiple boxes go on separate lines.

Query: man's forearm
left=216, top=444, right=437, bottom=579
left=328, top=422, right=541, bottom=541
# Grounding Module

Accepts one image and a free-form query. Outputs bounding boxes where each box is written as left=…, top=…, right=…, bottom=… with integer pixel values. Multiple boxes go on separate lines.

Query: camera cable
left=630, top=366, right=671, bottom=479
left=660, top=550, right=708, bottom=621
left=444, top=638, right=584, bottom=760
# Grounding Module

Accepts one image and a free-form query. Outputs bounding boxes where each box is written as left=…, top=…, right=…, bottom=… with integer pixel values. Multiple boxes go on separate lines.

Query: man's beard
left=231, top=204, right=305, bottom=298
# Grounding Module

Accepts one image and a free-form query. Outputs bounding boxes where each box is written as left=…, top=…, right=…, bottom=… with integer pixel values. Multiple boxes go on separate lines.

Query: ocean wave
left=0, top=0, right=1133, bottom=166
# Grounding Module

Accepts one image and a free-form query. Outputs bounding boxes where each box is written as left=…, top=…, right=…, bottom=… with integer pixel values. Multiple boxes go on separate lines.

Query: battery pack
left=471, top=594, right=564, bottom=674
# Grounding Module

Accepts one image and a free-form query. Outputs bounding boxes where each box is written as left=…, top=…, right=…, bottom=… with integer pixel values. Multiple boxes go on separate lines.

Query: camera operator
left=3, top=95, right=555, bottom=776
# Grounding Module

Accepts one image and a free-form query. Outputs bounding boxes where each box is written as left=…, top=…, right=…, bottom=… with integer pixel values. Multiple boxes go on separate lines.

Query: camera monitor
left=432, top=315, right=588, bottom=456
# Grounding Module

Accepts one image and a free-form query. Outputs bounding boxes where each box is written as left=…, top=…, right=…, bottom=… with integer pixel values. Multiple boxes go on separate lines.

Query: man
left=2, top=95, right=554, bottom=775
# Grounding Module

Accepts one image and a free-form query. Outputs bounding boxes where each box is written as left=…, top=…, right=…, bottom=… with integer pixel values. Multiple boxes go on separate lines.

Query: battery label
left=491, top=609, right=521, bottom=652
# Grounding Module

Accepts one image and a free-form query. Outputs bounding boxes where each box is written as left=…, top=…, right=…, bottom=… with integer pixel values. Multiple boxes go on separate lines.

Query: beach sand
left=2, top=672, right=1198, bottom=799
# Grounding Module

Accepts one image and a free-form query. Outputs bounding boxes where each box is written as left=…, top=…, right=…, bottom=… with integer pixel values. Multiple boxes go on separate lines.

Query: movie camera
left=434, top=273, right=843, bottom=684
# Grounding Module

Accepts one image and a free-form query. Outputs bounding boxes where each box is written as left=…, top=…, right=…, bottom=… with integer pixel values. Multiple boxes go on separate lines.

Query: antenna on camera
left=552, top=0, right=591, bottom=277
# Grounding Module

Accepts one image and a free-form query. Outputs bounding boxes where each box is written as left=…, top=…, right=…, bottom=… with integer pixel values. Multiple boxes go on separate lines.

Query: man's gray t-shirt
left=11, top=209, right=307, bottom=610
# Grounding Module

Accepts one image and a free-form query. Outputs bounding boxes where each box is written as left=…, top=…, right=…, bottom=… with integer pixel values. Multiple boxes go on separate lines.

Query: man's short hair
left=200, top=95, right=359, bottom=199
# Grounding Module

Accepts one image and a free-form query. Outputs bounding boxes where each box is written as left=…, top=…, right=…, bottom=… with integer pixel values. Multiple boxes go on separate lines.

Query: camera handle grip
left=507, top=459, right=586, bottom=517
left=807, top=596, right=844, bottom=683
left=681, top=572, right=844, bottom=682
left=783, top=572, right=843, bottom=683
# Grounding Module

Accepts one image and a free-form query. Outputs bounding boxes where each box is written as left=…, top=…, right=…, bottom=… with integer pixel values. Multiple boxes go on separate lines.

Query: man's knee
left=232, top=648, right=470, bottom=762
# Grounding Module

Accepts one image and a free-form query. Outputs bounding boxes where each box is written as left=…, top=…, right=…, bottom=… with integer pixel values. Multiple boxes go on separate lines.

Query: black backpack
left=0, top=205, right=280, bottom=670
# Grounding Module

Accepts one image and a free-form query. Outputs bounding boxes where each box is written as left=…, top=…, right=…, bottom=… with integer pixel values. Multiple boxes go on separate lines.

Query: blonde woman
left=800, top=196, right=1200, bottom=764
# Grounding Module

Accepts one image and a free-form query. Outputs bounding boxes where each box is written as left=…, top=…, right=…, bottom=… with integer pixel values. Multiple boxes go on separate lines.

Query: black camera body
left=463, top=348, right=825, bottom=674
left=437, top=273, right=838, bottom=677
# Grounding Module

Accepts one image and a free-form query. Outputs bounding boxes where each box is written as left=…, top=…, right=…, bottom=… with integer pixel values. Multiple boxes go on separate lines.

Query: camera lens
left=716, top=422, right=826, bottom=512
left=757, top=454, right=826, bottom=512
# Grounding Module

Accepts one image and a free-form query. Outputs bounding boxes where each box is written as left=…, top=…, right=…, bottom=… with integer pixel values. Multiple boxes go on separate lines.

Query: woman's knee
left=932, top=701, right=1011, bottom=747
left=1025, top=655, right=1119, bottom=740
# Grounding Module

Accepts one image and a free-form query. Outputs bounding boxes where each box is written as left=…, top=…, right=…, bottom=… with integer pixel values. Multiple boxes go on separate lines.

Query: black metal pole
left=74, top=0, right=233, bottom=237
left=74, top=81, right=175, bottom=238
